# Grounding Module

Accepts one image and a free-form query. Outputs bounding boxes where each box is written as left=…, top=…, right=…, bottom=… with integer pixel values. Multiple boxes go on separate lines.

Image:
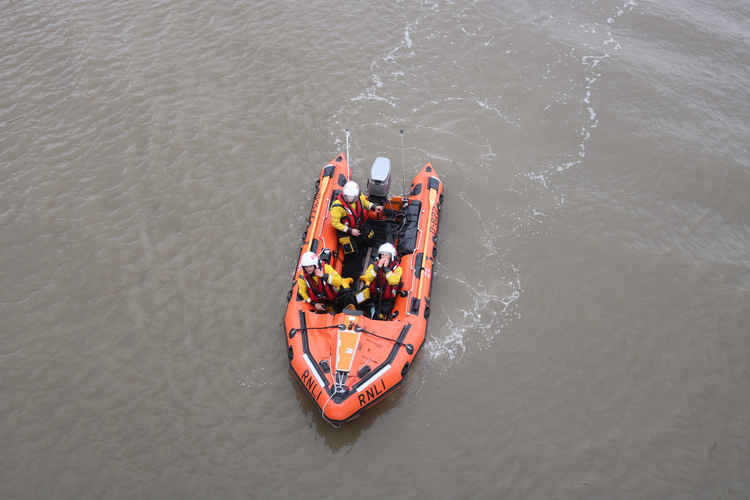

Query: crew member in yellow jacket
left=356, top=243, right=402, bottom=319
left=297, top=251, right=353, bottom=312
left=329, top=180, right=382, bottom=256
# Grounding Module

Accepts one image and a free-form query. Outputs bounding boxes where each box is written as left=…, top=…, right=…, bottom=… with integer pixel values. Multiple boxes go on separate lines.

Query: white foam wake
left=425, top=270, right=522, bottom=362
left=526, top=1, right=638, bottom=186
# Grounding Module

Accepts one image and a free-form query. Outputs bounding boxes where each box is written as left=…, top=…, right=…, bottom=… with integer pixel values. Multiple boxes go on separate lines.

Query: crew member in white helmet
left=297, top=251, right=352, bottom=312
left=329, top=180, right=382, bottom=256
left=356, top=242, right=402, bottom=319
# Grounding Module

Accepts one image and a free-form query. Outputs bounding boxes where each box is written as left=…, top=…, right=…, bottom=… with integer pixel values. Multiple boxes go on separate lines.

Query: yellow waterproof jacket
left=330, top=193, right=375, bottom=234
left=355, top=262, right=402, bottom=303
left=297, top=264, right=347, bottom=303
left=360, top=263, right=402, bottom=287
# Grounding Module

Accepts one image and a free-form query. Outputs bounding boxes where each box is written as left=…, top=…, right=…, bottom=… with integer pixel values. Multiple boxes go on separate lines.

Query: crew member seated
left=297, top=251, right=353, bottom=312
left=355, top=243, right=402, bottom=319
left=329, top=180, right=382, bottom=258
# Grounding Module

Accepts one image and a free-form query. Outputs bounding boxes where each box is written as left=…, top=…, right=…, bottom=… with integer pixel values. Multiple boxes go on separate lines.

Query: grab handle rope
left=288, top=324, right=345, bottom=339
left=354, top=326, right=414, bottom=354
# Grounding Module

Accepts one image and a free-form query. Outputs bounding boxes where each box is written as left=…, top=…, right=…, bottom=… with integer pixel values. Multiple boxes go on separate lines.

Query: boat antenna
left=345, top=128, right=351, bottom=179
left=400, top=129, right=406, bottom=195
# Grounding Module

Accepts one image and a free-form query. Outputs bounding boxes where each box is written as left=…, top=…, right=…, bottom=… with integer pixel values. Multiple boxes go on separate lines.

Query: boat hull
left=283, top=153, right=444, bottom=425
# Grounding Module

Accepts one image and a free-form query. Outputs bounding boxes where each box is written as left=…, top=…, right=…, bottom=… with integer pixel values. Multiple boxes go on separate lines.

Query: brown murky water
left=2, top=1, right=749, bottom=498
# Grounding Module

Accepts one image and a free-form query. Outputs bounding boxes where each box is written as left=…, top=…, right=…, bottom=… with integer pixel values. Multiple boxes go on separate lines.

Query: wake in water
left=427, top=271, right=521, bottom=361
left=526, top=0, right=638, bottom=183
left=324, top=0, right=638, bottom=365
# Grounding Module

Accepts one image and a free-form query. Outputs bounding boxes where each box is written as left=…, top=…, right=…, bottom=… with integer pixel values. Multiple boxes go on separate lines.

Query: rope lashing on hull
left=288, top=324, right=345, bottom=339
left=354, top=326, right=414, bottom=354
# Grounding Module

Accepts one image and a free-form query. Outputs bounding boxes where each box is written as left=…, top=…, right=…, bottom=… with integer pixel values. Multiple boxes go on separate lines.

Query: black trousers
left=338, top=226, right=375, bottom=279
left=358, top=297, right=395, bottom=320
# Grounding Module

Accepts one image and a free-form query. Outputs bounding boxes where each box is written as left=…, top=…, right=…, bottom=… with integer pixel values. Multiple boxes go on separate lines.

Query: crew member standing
left=329, top=180, right=382, bottom=258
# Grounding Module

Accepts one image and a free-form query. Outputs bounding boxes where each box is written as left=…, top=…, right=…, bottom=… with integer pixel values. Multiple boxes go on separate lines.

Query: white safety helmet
left=300, top=251, right=319, bottom=268
left=342, top=180, right=360, bottom=201
left=377, top=242, right=397, bottom=260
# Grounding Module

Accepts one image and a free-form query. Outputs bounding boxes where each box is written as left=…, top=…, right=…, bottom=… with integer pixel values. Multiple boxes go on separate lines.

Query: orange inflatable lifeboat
left=283, top=153, right=444, bottom=426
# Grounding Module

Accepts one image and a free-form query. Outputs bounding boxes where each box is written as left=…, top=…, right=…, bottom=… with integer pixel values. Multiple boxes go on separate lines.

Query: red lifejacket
left=369, top=259, right=401, bottom=300
left=334, top=193, right=366, bottom=232
left=301, top=264, right=338, bottom=303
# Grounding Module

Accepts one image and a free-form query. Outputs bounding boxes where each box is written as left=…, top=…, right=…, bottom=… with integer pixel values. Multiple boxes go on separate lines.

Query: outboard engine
left=367, top=157, right=391, bottom=205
